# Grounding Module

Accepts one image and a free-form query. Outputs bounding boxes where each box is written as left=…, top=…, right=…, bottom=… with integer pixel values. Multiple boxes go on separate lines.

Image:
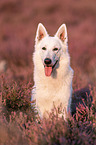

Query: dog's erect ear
left=55, top=24, right=68, bottom=43
left=35, top=23, right=48, bottom=44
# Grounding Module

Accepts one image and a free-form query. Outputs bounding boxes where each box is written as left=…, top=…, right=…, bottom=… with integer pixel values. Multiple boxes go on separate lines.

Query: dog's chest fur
left=33, top=54, right=73, bottom=117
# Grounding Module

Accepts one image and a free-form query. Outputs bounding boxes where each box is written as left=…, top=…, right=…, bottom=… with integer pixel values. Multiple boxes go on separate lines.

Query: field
left=0, top=0, right=96, bottom=144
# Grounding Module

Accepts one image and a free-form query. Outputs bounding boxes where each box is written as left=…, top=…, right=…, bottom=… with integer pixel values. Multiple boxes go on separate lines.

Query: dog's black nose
left=44, top=58, right=52, bottom=65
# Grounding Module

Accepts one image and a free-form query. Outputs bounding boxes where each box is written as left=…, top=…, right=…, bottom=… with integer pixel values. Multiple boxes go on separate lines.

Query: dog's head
left=35, top=23, right=68, bottom=77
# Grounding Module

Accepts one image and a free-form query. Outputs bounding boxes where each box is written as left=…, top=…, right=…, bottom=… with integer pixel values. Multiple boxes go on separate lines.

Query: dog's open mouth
left=44, top=60, right=58, bottom=77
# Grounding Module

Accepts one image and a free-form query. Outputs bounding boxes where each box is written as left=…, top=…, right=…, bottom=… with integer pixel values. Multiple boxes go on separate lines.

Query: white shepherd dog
left=32, top=23, right=74, bottom=119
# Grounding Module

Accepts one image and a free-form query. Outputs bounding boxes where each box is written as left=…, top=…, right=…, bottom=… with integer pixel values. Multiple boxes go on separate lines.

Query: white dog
left=31, top=23, right=74, bottom=118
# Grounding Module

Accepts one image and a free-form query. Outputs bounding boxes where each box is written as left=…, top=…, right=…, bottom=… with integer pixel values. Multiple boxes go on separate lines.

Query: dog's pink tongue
left=45, top=67, right=52, bottom=76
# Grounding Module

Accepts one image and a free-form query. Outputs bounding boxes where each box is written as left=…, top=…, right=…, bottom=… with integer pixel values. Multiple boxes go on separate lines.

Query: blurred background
left=0, top=0, right=96, bottom=88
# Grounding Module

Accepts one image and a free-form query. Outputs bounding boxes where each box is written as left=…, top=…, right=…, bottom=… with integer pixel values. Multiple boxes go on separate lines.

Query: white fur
left=31, top=23, right=74, bottom=118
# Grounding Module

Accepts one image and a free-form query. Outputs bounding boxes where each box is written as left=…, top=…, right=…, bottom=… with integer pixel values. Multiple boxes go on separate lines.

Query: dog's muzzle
left=44, top=58, right=58, bottom=77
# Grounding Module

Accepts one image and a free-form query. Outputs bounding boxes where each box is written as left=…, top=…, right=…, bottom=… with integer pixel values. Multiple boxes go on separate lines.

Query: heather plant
left=0, top=0, right=96, bottom=144
left=0, top=75, right=35, bottom=122
left=0, top=75, right=96, bottom=145
left=2, top=81, right=30, bottom=110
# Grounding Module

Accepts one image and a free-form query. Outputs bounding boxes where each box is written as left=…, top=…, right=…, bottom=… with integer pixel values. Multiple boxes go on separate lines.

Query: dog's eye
left=42, top=47, right=46, bottom=50
left=53, top=48, right=58, bottom=51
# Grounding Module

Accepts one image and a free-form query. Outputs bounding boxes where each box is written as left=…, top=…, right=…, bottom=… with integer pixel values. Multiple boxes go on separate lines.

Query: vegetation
left=0, top=0, right=96, bottom=144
